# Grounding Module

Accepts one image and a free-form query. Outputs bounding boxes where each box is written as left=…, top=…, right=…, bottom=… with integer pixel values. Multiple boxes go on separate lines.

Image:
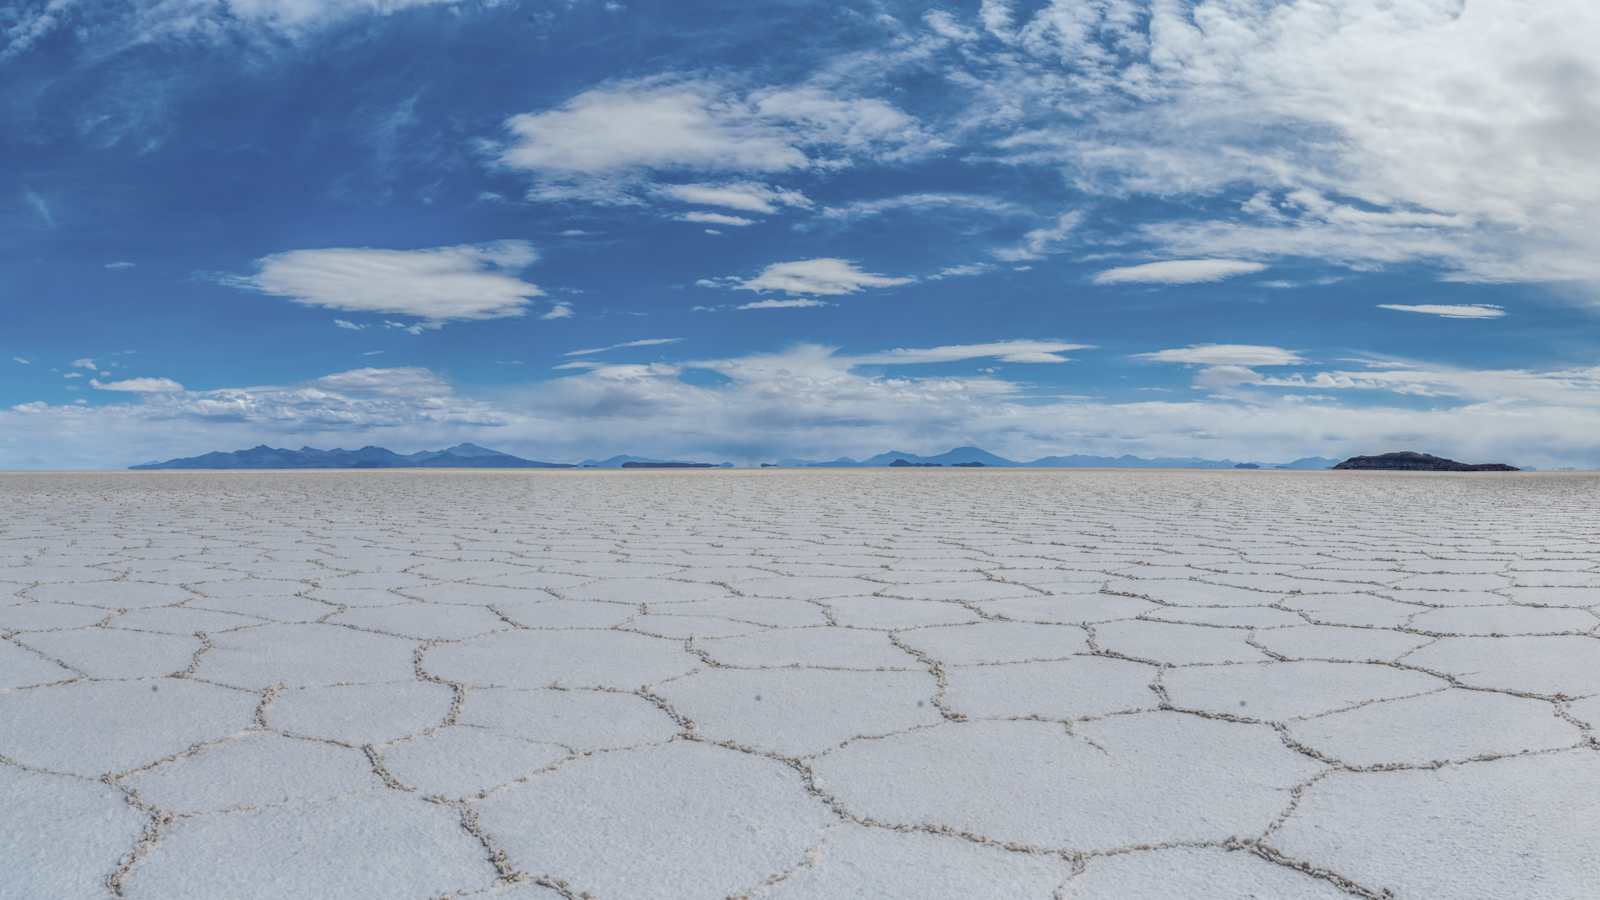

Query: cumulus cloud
left=1377, top=304, right=1507, bottom=320
left=541, top=303, right=575, bottom=320
left=224, top=241, right=543, bottom=325
left=1134, top=345, right=1306, bottom=367
left=497, top=78, right=933, bottom=203
left=71, top=358, right=97, bottom=370
left=1094, top=259, right=1268, bottom=285
left=13, top=357, right=31, bottom=365
left=732, top=258, right=913, bottom=296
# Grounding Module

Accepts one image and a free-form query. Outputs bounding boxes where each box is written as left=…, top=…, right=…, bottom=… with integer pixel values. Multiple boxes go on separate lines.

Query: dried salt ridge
left=2, top=470, right=1598, bottom=900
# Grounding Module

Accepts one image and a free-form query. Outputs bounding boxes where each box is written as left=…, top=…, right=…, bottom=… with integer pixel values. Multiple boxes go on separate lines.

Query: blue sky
left=4, top=0, right=1599, bottom=468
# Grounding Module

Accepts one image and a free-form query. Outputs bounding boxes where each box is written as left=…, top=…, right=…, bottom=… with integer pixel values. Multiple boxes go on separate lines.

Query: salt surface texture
left=1, top=469, right=1597, bottom=899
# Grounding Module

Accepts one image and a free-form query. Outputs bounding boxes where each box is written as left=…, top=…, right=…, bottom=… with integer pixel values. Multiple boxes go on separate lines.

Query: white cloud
left=961, top=0, right=1600, bottom=290
left=3, top=0, right=469, bottom=61
left=22, top=188, right=53, bottom=228
left=924, top=9, right=979, bottom=42
left=929, top=263, right=996, bottom=280
left=512, top=344, right=1600, bottom=469
left=496, top=78, right=933, bottom=203
left=90, top=376, right=184, bottom=393
left=564, top=338, right=682, bottom=358
left=1135, top=345, right=1306, bottom=367
left=226, top=241, right=542, bottom=325
left=500, top=80, right=805, bottom=177
left=104, top=261, right=135, bottom=270
left=220, top=0, right=460, bottom=33
left=676, top=211, right=754, bottom=227
left=333, top=319, right=367, bottom=331
left=70, top=358, right=97, bottom=370
left=736, top=298, right=829, bottom=310
left=541, top=303, right=575, bottom=320
left=820, top=193, right=1023, bottom=222
left=1377, top=304, right=1507, bottom=320
left=853, top=340, right=1091, bottom=365
left=734, top=258, right=913, bottom=296
left=12, top=357, right=29, bottom=365
left=991, top=212, right=1082, bottom=262
left=11, top=346, right=1600, bottom=470
left=1094, top=259, right=1268, bottom=285
left=654, top=181, right=812, bottom=214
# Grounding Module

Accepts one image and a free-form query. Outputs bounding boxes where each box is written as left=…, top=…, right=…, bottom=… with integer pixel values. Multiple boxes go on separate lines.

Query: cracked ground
left=2, top=470, right=1598, bottom=900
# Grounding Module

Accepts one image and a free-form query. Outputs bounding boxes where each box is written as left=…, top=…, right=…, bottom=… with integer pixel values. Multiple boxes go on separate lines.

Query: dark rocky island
left=1333, top=452, right=1519, bottom=472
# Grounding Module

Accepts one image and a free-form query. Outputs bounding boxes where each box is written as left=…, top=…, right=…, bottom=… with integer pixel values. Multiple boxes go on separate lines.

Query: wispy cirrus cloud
left=736, top=298, right=829, bottom=310
left=2, top=0, right=470, bottom=60
left=990, top=212, right=1082, bottom=262
left=564, top=338, right=682, bottom=358
left=654, top=181, right=812, bottom=214
left=1094, top=260, right=1268, bottom=285
left=820, top=193, right=1024, bottom=222
left=675, top=211, right=754, bottom=227
left=1378, top=304, right=1506, bottom=320
left=852, top=340, right=1091, bottom=365
left=1134, top=345, right=1306, bottom=367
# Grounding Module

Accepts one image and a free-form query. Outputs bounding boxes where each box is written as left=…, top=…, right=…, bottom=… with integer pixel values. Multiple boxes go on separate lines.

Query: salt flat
left=2, top=469, right=1598, bottom=899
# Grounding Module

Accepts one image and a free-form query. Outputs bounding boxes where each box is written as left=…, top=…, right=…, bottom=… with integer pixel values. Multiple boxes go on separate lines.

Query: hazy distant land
left=132, top=442, right=1350, bottom=471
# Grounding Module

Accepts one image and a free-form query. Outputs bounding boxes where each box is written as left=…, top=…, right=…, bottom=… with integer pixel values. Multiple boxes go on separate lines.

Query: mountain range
left=776, top=446, right=1340, bottom=470
left=131, top=443, right=572, bottom=470
left=130, top=443, right=1344, bottom=471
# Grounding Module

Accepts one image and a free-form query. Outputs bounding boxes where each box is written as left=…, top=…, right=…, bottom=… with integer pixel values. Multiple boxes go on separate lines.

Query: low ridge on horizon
left=128, top=443, right=1359, bottom=471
